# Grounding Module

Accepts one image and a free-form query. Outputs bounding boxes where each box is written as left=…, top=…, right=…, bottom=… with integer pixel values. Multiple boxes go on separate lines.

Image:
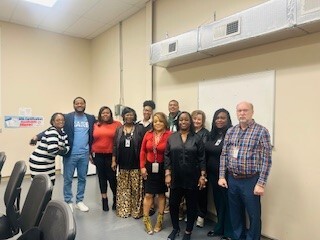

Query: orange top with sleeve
left=92, top=121, right=122, bottom=153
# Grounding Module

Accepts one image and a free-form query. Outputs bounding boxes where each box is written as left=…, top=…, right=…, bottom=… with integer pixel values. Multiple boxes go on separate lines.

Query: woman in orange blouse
left=140, top=112, right=171, bottom=235
left=91, top=106, right=121, bottom=211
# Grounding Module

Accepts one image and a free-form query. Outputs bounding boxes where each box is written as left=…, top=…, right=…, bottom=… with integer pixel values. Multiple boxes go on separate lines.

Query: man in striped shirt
left=218, top=101, right=272, bottom=240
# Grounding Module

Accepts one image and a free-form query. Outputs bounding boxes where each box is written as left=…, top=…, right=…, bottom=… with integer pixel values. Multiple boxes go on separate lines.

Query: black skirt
left=144, top=161, right=167, bottom=194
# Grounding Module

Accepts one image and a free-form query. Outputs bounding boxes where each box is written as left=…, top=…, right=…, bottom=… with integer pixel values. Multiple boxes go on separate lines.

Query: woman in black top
left=191, top=110, right=210, bottom=228
left=206, top=109, right=233, bottom=240
left=111, top=107, right=146, bottom=218
left=165, top=111, right=206, bottom=240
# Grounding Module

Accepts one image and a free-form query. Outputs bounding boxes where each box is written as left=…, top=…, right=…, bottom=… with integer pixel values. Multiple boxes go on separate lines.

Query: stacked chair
left=17, top=200, right=76, bottom=240
left=0, top=161, right=26, bottom=239
left=0, top=152, right=6, bottom=183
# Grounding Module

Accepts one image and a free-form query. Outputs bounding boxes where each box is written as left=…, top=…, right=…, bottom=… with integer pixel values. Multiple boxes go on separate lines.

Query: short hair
left=73, top=97, right=86, bottom=104
left=152, top=112, right=169, bottom=129
left=121, top=107, right=137, bottom=122
left=191, top=110, right=206, bottom=128
left=169, top=99, right=179, bottom=105
left=50, top=112, right=64, bottom=125
left=143, top=100, right=156, bottom=110
left=176, top=111, right=195, bottom=134
left=97, top=106, right=113, bottom=124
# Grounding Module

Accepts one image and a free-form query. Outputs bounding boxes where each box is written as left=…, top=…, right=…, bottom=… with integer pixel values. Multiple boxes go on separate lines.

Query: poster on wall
left=4, top=116, right=44, bottom=128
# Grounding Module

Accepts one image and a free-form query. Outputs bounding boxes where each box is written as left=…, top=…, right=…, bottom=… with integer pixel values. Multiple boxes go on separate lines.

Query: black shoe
left=112, top=202, right=116, bottom=210
left=102, top=198, right=109, bottom=211
left=220, top=237, right=231, bottom=240
left=167, top=229, right=180, bottom=240
left=182, top=232, right=191, bottom=240
left=149, top=207, right=156, bottom=216
left=207, top=230, right=218, bottom=237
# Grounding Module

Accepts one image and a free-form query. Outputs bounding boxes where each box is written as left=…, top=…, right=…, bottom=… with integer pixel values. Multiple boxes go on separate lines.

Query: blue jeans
left=228, top=174, right=261, bottom=240
left=63, top=153, right=89, bottom=203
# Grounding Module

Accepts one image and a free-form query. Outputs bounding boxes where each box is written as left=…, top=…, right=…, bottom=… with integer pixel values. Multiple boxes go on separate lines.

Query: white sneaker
left=68, top=203, right=73, bottom=213
left=75, top=202, right=89, bottom=212
left=196, top=216, right=204, bottom=228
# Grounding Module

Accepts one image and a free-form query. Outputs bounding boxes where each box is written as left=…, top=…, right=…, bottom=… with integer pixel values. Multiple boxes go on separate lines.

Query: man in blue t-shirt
left=33, top=97, right=95, bottom=212
left=62, top=97, right=95, bottom=212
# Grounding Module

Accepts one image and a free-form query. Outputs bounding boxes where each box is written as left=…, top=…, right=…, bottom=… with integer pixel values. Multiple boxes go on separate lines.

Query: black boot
left=112, top=196, right=116, bottom=210
left=102, top=198, right=109, bottom=211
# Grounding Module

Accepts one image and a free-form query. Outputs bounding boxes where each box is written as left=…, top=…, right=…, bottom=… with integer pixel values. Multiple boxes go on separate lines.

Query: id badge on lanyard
left=125, top=138, right=131, bottom=147
left=152, top=162, right=159, bottom=173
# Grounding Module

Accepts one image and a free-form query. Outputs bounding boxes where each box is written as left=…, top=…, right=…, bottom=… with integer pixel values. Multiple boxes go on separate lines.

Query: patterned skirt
left=116, top=169, right=143, bottom=218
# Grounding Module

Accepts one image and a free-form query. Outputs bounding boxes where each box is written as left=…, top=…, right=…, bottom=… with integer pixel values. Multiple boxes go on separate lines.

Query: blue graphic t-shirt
left=72, top=114, right=89, bottom=154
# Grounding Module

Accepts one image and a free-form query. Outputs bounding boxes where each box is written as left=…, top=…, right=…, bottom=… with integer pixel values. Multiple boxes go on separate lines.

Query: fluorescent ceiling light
left=24, top=0, right=58, bottom=7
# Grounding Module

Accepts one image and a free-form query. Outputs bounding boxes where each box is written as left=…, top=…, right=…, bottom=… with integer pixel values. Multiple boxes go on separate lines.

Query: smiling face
left=178, top=113, right=191, bottom=132
left=143, top=106, right=153, bottom=121
left=215, top=112, right=228, bottom=129
left=168, top=100, right=179, bottom=116
left=100, top=108, right=111, bottom=122
left=73, top=98, right=86, bottom=113
left=153, top=115, right=166, bottom=132
left=192, top=113, right=203, bottom=131
left=123, top=112, right=135, bottom=124
left=52, top=114, right=65, bottom=129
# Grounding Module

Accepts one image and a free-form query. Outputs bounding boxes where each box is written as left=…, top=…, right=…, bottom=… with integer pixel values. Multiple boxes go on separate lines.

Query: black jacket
left=164, top=131, right=206, bottom=190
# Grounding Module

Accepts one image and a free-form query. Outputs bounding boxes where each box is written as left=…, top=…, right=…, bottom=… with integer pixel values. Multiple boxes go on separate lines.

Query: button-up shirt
left=219, top=120, right=272, bottom=186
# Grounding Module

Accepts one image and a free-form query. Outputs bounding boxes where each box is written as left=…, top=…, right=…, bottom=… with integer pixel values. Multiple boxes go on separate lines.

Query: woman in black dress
left=206, top=108, right=233, bottom=240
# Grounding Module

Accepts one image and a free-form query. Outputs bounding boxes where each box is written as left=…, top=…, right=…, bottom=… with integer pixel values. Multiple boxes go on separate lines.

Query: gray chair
left=0, top=152, right=6, bottom=183
left=0, top=161, right=27, bottom=239
left=19, top=174, right=53, bottom=234
left=17, top=200, right=76, bottom=240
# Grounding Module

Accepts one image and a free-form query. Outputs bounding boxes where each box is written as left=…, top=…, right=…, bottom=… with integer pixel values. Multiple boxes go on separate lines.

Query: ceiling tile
left=64, top=17, right=106, bottom=38
left=83, top=0, right=130, bottom=23
left=11, top=1, right=51, bottom=27
left=40, top=12, right=80, bottom=32
left=0, top=0, right=18, bottom=21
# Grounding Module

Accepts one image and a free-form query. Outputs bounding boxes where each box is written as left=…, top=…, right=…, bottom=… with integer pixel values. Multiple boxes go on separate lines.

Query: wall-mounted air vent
left=297, top=0, right=320, bottom=33
left=161, top=41, right=177, bottom=56
left=199, top=0, right=304, bottom=56
left=213, top=19, right=240, bottom=40
left=301, top=0, right=320, bottom=14
left=150, top=29, right=210, bottom=67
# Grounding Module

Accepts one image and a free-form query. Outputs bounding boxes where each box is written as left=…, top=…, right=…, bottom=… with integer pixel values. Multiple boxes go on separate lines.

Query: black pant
left=197, top=187, right=207, bottom=218
left=169, top=187, right=198, bottom=232
left=93, top=153, right=116, bottom=199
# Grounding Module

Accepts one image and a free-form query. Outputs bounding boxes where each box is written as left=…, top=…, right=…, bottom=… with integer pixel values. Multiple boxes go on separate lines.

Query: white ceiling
left=0, top=0, right=149, bottom=39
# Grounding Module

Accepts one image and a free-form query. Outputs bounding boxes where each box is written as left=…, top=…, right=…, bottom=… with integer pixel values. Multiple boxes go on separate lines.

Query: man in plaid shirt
left=218, top=101, right=272, bottom=240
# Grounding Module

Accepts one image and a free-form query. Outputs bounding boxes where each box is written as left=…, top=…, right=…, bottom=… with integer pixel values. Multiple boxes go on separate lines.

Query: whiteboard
left=198, top=70, right=275, bottom=145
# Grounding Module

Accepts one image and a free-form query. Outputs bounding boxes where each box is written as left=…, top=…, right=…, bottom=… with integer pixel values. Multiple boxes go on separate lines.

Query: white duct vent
left=213, top=19, right=241, bottom=40
left=150, top=29, right=210, bottom=67
left=161, top=41, right=177, bottom=55
left=301, top=0, right=320, bottom=14
left=297, top=0, right=320, bottom=32
left=199, top=0, right=305, bottom=57
left=150, top=0, right=320, bottom=68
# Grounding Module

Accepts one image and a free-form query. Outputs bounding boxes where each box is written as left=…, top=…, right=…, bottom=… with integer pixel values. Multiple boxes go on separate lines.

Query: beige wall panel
left=91, top=25, right=120, bottom=116
left=0, top=22, right=91, bottom=175
left=122, top=9, right=149, bottom=120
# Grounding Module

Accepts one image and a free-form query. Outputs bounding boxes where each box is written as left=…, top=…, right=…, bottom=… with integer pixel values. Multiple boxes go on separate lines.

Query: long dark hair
left=210, top=108, right=232, bottom=140
left=97, top=106, right=113, bottom=124
left=176, top=111, right=195, bottom=134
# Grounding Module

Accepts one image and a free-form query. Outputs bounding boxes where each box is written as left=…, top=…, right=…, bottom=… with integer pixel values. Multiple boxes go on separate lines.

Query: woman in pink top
left=140, top=112, right=171, bottom=235
left=91, top=106, right=121, bottom=211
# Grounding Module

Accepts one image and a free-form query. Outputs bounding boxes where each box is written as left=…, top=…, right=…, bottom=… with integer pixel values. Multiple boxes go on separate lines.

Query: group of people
left=29, top=97, right=272, bottom=240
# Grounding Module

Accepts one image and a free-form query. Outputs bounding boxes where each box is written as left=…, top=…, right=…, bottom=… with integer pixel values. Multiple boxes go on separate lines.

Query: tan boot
left=154, top=213, right=164, bottom=233
left=143, top=215, right=153, bottom=235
